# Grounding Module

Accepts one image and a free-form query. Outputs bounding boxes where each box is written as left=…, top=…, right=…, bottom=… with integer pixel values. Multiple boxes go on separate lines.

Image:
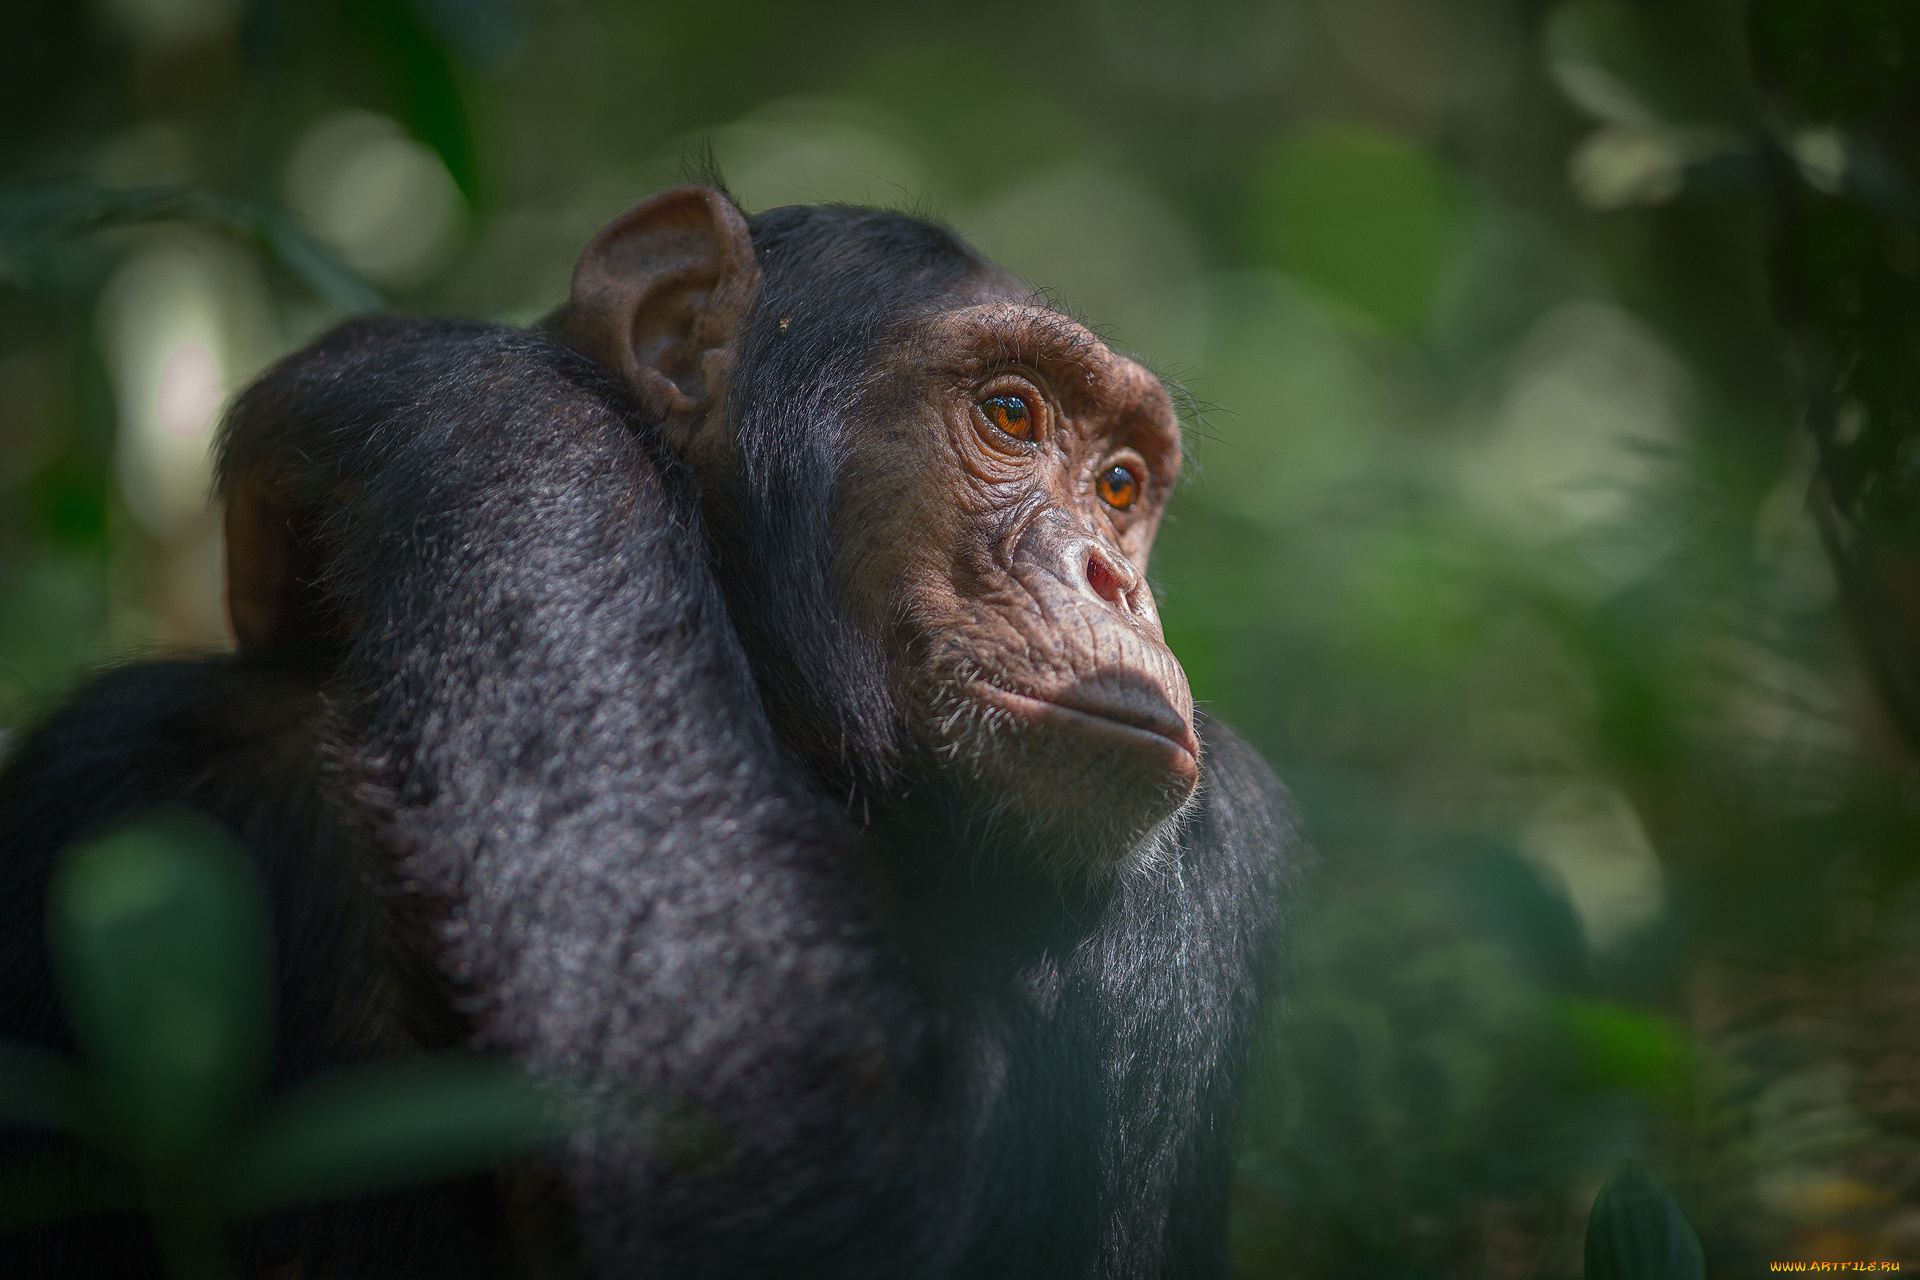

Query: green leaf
left=1585, top=1158, right=1705, bottom=1280
left=0, top=181, right=383, bottom=313
left=0, top=1040, right=97, bottom=1141
left=46, top=811, right=273, bottom=1168
left=1543, top=1, right=1664, bottom=126
left=345, top=0, right=483, bottom=203
left=1553, top=999, right=1694, bottom=1108
left=1543, top=1, right=1753, bottom=130
left=220, top=1055, right=564, bottom=1216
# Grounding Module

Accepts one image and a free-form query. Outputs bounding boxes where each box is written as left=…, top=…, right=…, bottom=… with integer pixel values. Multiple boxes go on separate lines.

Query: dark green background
left=5, top=1, right=1919, bottom=1275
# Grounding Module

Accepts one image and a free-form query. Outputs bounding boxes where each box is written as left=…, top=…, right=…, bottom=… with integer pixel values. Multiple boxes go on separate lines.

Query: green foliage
left=1243, top=125, right=1468, bottom=334
left=341, top=0, right=484, bottom=203
left=219, top=1056, right=558, bottom=1216
left=1552, top=1001, right=1694, bottom=1113
left=47, top=812, right=273, bottom=1169
left=1544, top=1, right=1753, bottom=128
left=5, top=1, right=1920, bottom=1276
left=0, top=182, right=382, bottom=313
left=1585, top=1159, right=1706, bottom=1280
left=2, top=814, right=568, bottom=1280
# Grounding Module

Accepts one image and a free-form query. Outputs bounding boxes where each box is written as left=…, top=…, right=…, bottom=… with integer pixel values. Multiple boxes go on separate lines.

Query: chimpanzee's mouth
left=973, top=681, right=1200, bottom=766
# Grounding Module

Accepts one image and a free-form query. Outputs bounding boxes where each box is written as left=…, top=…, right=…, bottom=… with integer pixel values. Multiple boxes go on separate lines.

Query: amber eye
left=1096, top=465, right=1139, bottom=510
left=981, top=395, right=1034, bottom=440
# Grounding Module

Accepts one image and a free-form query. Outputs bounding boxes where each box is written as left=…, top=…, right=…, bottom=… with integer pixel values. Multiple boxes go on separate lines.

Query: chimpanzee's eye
left=981, top=395, right=1033, bottom=440
left=1096, top=465, right=1139, bottom=510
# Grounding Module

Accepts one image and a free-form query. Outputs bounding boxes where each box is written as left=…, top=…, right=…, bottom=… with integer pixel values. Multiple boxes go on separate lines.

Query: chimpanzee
left=0, top=187, right=1298, bottom=1278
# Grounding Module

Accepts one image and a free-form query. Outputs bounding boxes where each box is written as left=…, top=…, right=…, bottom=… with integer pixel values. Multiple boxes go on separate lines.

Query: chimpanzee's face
left=836, top=294, right=1197, bottom=872
left=564, top=190, right=1199, bottom=872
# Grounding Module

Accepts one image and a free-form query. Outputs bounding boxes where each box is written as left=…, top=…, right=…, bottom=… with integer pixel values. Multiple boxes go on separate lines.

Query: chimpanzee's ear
left=224, top=467, right=340, bottom=666
left=569, top=187, right=761, bottom=437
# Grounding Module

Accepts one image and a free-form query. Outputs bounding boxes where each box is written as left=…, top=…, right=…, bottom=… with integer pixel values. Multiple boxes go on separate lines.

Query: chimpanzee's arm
left=218, top=319, right=939, bottom=1278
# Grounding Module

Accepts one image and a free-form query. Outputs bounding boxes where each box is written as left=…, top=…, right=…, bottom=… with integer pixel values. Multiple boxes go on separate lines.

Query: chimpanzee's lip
left=973, top=681, right=1200, bottom=767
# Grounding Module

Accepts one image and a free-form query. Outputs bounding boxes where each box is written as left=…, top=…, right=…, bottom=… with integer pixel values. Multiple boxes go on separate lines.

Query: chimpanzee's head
left=570, top=188, right=1196, bottom=875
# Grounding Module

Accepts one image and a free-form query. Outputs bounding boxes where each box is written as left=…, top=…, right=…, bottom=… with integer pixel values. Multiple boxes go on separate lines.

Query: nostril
left=1086, top=551, right=1127, bottom=606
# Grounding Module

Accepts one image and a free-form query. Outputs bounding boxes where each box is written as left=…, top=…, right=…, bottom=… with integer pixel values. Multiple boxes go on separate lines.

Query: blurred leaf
left=0, top=1149, right=139, bottom=1233
left=46, top=812, right=273, bottom=1168
left=0, top=1040, right=96, bottom=1140
left=1243, top=124, right=1467, bottom=335
left=1584, top=1158, right=1705, bottom=1280
left=1543, top=1, right=1667, bottom=127
left=0, top=547, right=109, bottom=730
left=409, top=0, right=518, bottom=65
left=1454, top=845, right=1589, bottom=990
left=1544, top=1, right=1752, bottom=130
left=221, top=1054, right=563, bottom=1215
left=1554, top=999, right=1693, bottom=1108
left=0, top=181, right=382, bottom=313
left=346, top=0, right=482, bottom=203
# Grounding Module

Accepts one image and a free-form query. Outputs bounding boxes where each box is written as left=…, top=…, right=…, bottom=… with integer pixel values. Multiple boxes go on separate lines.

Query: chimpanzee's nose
left=1083, top=541, right=1141, bottom=611
left=1018, top=509, right=1157, bottom=626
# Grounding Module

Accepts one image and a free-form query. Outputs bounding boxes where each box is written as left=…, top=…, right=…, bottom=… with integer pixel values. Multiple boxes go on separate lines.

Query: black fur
left=0, top=207, right=1297, bottom=1278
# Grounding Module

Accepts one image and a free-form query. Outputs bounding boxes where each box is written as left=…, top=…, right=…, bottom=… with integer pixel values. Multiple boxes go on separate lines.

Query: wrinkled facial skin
left=835, top=300, right=1197, bottom=874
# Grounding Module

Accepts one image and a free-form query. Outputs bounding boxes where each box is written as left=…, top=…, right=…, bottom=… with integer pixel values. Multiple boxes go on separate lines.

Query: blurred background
left=5, top=1, right=1920, bottom=1275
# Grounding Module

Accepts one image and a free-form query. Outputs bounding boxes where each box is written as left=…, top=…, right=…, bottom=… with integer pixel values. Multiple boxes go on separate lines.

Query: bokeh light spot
left=156, top=342, right=221, bottom=439
left=284, top=111, right=466, bottom=288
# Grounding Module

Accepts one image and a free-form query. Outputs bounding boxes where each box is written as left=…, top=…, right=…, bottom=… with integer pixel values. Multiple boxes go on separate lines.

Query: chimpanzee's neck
left=863, top=798, right=1119, bottom=978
